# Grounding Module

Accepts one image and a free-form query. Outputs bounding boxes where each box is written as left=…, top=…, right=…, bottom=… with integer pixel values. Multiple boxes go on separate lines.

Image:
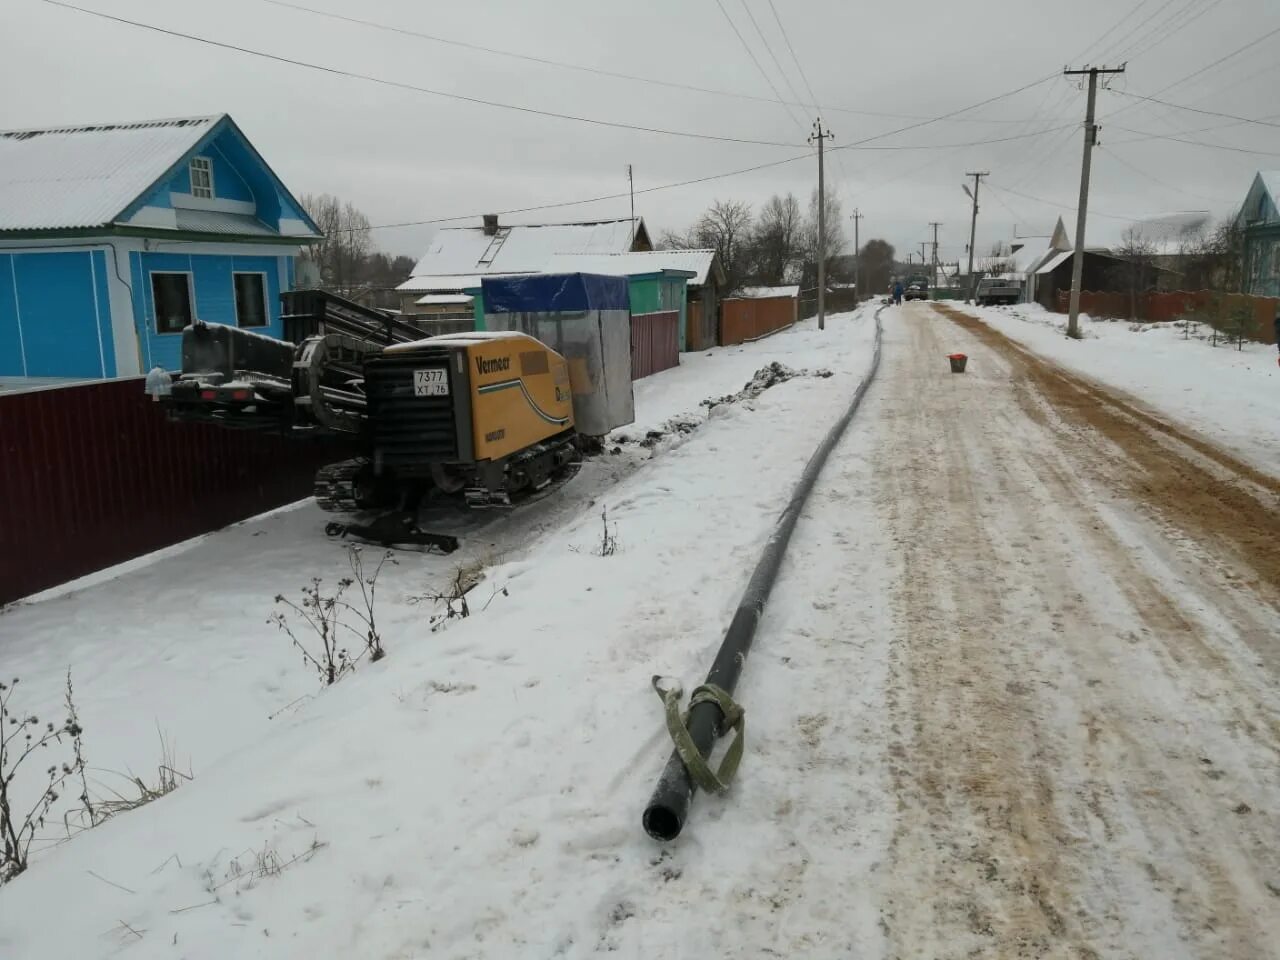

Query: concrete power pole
left=851, top=208, right=863, bottom=300
left=929, top=221, right=942, bottom=285
left=627, top=164, right=635, bottom=244
left=809, top=119, right=834, bottom=330
left=964, top=171, right=989, bottom=304
left=919, top=242, right=929, bottom=268
left=1063, top=64, right=1125, bottom=339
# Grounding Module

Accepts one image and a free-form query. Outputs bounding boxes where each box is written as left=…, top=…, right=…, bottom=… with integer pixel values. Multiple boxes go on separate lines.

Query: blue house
left=1237, top=171, right=1280, bottom=297
left=0, top=114, right=322, bottom=380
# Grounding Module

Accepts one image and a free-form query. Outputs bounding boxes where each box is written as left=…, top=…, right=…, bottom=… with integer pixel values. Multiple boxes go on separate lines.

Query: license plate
left=413, top=369, right=449, bottom=396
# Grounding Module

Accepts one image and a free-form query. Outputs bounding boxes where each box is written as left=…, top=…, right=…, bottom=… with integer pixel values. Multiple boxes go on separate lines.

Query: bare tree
left=979, top=241, right=1017, bottom=278
left=803, top=188, right=845, bottom=276
left=299, top=193, right=373, bottom=298
left=1112, top=227, right=1158, bottom=320
left=858, top=239, right=896, bottom=295
left=750, top=193, right=803, bottom=286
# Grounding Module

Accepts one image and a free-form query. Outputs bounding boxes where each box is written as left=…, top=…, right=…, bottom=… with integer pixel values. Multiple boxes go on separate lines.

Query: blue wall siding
left=0, top=257, right=22, bottom=376
left=208, top=139, right=255, bottom=203
left=0, top=251, right=113, bottom=379
left=134, top=252, right=286, bottom=370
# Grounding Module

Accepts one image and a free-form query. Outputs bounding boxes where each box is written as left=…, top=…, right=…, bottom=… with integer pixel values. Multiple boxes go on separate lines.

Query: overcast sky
left=2, top=0, right=1276, bottom=263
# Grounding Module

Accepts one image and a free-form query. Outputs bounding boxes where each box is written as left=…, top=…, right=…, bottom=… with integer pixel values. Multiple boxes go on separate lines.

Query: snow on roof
left=414, top=294, right=474, bottom=305
left=544, top=249, right=719, bottom=286
left=0, top=115, right=221, bottom=231
left=734, top=285, right=800, bottom=299
left=1036, top=250, right=1073, bottom=275
left=408, top=218, right=643, bottom=278
left=396, top=272, right=530, bottom=293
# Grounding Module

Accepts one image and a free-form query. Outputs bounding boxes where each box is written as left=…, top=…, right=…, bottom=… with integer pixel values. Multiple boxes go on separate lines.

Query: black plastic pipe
left=642, top=306, right=885, bottom=842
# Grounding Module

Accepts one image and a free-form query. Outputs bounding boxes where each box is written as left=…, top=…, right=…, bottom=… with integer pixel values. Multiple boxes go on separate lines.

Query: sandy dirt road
left=875, top=303, right=1279, bottom=959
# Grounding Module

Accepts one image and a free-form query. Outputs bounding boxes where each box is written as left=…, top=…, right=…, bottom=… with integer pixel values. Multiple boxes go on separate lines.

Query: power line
left=1109, top=89, right=1280, bottom=128
left=1108, top=124, right=1280, bottom=157
left=766, top=0, right=821, bottom=111
left=987, top=181, right=1170, bottom=221
left=1123, top=0, right=1226, bottom=61
left=1099, top=146, right=1236, bottom=206
left=1110, top=0, right=1202, bottom=62
left=1069, top=0, right=1154, bottom=62
left=42, top=0, right=804, bottom=148
left=1092, top=0, right=1180, bottom=63
left=712, top=0, right=807, bottom=135
left=737, top=0, right=809, bottom=120
left=258, top=0, right=1037, bottom=125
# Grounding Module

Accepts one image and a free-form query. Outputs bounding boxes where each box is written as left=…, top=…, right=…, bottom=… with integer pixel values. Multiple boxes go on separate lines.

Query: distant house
left=395, top=215, right=651, bottom=321
left=1236, top=171, right=1280, bottom=296
left=0, top=114, right=321, bottom=380
left=1124, top=211, right=1213, bottom=284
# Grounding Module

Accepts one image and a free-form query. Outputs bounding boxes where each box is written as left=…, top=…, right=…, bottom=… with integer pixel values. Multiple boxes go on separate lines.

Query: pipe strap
left=651, top=676, right=745, bottom=795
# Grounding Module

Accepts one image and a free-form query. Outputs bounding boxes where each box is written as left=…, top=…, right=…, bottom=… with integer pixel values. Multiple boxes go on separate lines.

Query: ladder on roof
left=476, top=227, right=511, bottom=266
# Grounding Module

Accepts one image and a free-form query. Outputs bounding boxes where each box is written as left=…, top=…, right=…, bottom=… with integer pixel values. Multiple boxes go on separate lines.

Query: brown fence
left=799, top=288, right=860, bottom=320
left=685, top=301, right=715, bottom=352
left=1053, top=290, right=1278, bottom=343
left=0, top=378, right=347, bottom=605
left=721, top=297, right=798, bottom=346
left=630, top=311, right=680, bottom=379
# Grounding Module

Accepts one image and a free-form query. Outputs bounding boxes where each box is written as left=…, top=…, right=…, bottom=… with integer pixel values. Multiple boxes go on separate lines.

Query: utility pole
left=964, top=171, right=989, bottom=304
left=809, top=119, right=834, bottom=330
left=627, top=164, right=635, bottom=244
left=850, top=208, right=863, bottom=300
left=1063, top=64, right=1125, bottom=339
left=919, top=241, right=929, bottom=268
left=929, top=221, right=942, bottom=283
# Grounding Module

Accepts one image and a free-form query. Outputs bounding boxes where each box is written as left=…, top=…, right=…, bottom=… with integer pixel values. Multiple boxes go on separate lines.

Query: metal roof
left=1035, top=250, right=1074, bottom=275
left=407, top=219, right=643, bottom=277
left=0, top=116, right=221, bottom=231
left=173, top=208, right=277, bottom=237
left=414, top=294, right=474, bottom=305
left=544, top=249, right=718, bottom=286
left=734, top=285, right=800, bottom=299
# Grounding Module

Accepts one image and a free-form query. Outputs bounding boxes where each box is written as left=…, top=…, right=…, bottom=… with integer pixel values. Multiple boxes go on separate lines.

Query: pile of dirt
left=703, top=362, right=833, bottom=410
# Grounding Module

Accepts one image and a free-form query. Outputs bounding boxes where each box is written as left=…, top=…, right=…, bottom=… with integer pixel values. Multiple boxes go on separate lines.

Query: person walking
left=893, top=280, right=904, bottom=306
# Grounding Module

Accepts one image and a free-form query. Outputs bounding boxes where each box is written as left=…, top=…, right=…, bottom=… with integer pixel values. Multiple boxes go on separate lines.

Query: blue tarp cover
left=482, top=273, right=630, bottom=314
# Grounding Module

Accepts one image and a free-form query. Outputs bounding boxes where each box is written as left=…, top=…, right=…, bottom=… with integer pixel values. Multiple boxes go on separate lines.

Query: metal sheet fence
left=0, top=377, right=345, bottom=605
left=721, top=297, right=797, bottom=346
left=630, top=311, right=680, bottom=379
left=1054, top=290, right=1278, bottom=343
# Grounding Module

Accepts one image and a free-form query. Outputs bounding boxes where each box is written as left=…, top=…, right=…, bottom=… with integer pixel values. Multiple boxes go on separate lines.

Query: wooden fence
left=685, top=302, right=716, bottom=352
left=1054, top=290, right=1278, bottom=343
left=630, top=311, right=680, bottom=379
left=0, top=378, right=347, bottom=605
left=721, top=297, right=798, bottom=346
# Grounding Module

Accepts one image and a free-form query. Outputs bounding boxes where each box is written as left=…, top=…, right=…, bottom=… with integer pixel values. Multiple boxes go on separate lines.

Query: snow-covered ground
left=966, top=302, right=1280, bottom=475
left=0, top=307, right=883, bottom=957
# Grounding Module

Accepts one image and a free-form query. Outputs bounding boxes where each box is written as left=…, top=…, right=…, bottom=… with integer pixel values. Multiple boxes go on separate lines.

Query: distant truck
left=974, top=276, right=1022, bottom=306
left=903, top=275, right=930, bottom=301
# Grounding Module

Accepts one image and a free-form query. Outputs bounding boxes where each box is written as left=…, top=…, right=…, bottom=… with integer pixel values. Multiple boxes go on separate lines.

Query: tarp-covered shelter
left=481, top=273, right=634, bottom=437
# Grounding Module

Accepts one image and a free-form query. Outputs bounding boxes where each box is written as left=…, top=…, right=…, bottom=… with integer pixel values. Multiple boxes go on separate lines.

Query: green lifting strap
left=651, top=676, right=746, bottom=795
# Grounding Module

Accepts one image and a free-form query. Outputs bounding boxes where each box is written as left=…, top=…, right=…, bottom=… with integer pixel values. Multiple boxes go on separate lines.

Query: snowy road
left=2, top=302, right=1278, bottom=958
left=877, top=303, right=1279, bottom=957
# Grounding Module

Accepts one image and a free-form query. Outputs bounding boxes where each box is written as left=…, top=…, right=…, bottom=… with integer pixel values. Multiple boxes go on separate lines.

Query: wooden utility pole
left=851, top=208, right=863, bottom=300
left=1063, top=64, right=1125, bottom=339
left=929, top=221, right=942, bottom=283
left=627, top=164, right=635, bottom=244
left=964, top=172, right=988, bottom=304
left=809, top=119, right=834, bottom=330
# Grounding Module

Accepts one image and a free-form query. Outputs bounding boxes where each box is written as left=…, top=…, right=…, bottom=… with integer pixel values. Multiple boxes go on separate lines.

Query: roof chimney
left=483, top=213, right=499, bottom=236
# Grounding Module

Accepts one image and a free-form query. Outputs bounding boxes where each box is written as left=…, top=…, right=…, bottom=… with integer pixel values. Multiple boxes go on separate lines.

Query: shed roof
left=0, top=116, right=220, bottom=231
left=734, top=285, right=800, bottom=299
left=414, top=294, right=474, bottom=305
left=1036, top=250, right=1073, bottom=275
left=408, top=218, right=646, bottom=278
left=544, top=249, right=722, bottom=286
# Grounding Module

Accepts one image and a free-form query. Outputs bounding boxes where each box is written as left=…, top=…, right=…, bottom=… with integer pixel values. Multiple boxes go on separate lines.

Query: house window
left=234, top=272, right=268, bottom=327
left=190, top=156, right=214, bottom=199
left=151, top=273, right=193, bottom=334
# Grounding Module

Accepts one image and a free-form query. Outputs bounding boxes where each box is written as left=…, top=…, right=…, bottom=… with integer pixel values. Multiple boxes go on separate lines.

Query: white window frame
left=189, top=156, right=214, bottom=199
left=150, top=270, right=195, bottom=335
left=233, top=271, right=270, bottom=328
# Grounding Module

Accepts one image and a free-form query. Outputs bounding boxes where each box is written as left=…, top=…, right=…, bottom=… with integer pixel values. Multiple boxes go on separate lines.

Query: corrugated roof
left=396, top=272, right=531, bottom=293
left=543, top=249, right=718, bottom=285
left=173, top=208, right=276, bottom=237
left=408, top=219, right=642, bottom=277
left=414, top=294, right=474, bottom=305
left=0, top=116, right=221, bottom=231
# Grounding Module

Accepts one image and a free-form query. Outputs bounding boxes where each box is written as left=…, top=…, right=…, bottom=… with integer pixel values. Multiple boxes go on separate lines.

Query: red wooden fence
left=630, top=311, right=680, bottom=379
left=721, top=296, right=798, bottom=346
left=1054, top=290, right=1278, bottom=343
left=0, top=378, right=347, bottom=605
